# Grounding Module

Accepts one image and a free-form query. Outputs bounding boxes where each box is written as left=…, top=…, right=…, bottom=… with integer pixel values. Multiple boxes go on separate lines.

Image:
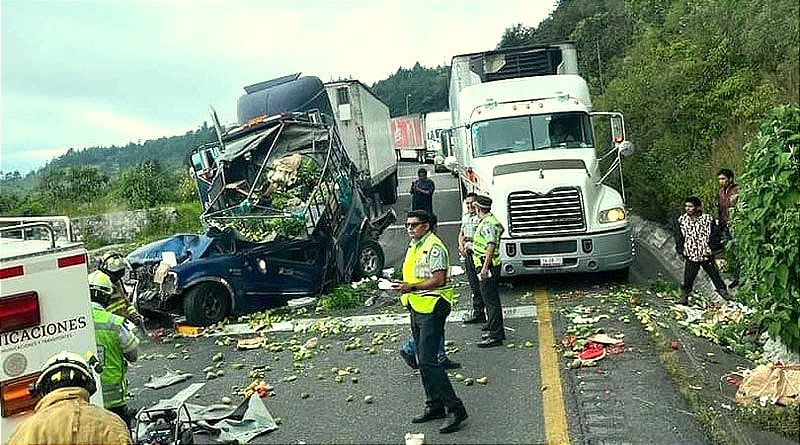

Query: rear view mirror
left=617, top=141, right=635, bottom=156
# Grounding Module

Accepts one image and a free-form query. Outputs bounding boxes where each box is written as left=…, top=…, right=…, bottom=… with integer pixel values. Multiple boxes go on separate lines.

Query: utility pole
left=405, top=94, right=411, bottom=116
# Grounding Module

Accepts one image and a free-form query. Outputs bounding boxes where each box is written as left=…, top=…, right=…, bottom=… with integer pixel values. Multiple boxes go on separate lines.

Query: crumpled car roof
left=126, top=234, right=214, bottom=267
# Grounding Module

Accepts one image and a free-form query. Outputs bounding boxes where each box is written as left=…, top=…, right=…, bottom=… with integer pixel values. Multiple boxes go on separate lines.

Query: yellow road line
left=535, top=282, right=570, bottom=444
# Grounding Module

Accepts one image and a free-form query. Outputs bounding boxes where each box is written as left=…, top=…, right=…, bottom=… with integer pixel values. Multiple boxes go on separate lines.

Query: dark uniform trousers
left=410, top=298, right=465, bottom=412
left=463, top=248, right=485, bottom=317
left=478, top=262, right=504, bottom=340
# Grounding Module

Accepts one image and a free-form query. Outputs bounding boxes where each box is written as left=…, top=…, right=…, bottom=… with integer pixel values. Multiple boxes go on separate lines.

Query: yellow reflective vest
left=401, top=232, right=455, bottom=313
left=473, top=212, right=504, bottom=267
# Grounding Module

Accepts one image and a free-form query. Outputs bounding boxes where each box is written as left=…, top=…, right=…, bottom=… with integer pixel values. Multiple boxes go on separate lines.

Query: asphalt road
left=127, top=161, right=710, bottom=444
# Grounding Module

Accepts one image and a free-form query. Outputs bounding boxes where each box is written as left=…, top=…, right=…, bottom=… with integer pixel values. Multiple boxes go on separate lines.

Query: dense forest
left=1, top=0, right=798, bottom=225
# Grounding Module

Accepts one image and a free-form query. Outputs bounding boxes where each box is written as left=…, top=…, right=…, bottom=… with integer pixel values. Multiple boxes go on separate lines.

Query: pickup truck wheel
left=357, top=240, right=385, bottom=278
left=379, top=173, right=398, bottom=205
left=183, top=283, right=231, bottom=326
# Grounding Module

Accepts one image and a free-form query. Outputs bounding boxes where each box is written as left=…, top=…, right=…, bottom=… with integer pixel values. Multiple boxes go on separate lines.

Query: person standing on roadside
left=397, top=210, right=468, bottom=434
left=675, top=196, right=729, bottom=304
left=717, top=168, right=740, bottom=288
left=458, top=192, right=485, bottom=324
left=472, top=195, right=506, bottom=347
left=410, top=168, right=435, bottom=214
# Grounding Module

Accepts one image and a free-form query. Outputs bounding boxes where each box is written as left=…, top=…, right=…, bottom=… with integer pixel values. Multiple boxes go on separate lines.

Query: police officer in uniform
left=458, top=192, right=485, bottom=323
left=398, top=210, right=468, bottom=434
left=472, top=195, right=506, bottom=347
left=89, top=272, right=140, bottom=427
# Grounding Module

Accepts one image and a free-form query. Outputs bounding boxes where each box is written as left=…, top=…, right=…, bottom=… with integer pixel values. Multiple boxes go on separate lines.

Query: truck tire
left=183, top=282, right=231, bottom=326
left=379, top=173, right=398, bottom=205
left=356, top=240, right=385, bottom=278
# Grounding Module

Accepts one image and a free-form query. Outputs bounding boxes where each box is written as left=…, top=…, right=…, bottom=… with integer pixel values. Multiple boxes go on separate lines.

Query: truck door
left=240, top=241, right=326, bottom=309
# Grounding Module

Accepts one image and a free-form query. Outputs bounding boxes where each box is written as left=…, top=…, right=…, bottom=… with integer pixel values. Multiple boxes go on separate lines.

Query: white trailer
left=0, top=217, right=103, bottom=444
left=448, top=42, right=635, bottom=278
left=423, top=111, right=452, bottom=171
left=325, top=80, right=398, bottom=205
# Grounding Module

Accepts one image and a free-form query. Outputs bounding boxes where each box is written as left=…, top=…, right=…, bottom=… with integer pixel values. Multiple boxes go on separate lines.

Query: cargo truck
left=324, top=80, right=398, bottom=205
left=447, top=42, right=635, bottom=277
left=423, top=111, right=452, bottom=171
left=390, top=114, right=425, bottom=162
left=234, top=74, right=398, bottom=206
left=134, top=76, right=395, bottom=326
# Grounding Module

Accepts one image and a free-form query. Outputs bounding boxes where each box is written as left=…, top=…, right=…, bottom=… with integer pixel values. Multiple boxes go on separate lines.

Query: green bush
left=731, top=105, right=800, bottom=351
left=316, top=286, right=362, bottom=312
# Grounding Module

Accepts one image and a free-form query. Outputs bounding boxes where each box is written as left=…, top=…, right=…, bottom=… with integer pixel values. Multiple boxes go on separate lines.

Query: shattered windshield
left=471, top=112, right=594, bottom=157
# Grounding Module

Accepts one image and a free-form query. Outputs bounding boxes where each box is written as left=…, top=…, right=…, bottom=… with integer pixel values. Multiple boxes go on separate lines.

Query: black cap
left=475, top=195, right=492, bottom=209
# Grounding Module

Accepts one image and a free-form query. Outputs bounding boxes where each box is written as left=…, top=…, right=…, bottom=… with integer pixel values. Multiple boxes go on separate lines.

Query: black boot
left=412, top=407, right=446, bottom=423
left=462, top=312, right=486, bottom=324
left=439, top=406, right=468, bottom=434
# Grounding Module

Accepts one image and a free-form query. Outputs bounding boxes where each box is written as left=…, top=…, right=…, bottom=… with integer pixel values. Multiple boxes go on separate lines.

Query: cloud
left=1, top=0, right=557, bottom=173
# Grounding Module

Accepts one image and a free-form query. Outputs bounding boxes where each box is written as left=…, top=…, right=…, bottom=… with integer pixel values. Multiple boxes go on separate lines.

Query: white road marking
left=387, top=220, right=462, bottom=230
left=398, top=187, right=460, bottom=197
left=204, top=305, right=538, bottom=336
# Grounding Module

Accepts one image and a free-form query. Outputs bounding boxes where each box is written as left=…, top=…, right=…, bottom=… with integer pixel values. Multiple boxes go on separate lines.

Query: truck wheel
left=379, top=173, right=398, bottom=205
left=357, top=240, right=385, bottom=278
left=183, top=282, right=231, bottom=326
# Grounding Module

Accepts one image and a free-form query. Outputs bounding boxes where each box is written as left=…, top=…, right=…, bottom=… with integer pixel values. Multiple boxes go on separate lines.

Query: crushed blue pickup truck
left=126, top=75, right=395, bottom=326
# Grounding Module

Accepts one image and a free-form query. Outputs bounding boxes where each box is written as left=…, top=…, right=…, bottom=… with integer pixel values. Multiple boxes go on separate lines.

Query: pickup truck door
left=239, top=241, right=326, bottom=311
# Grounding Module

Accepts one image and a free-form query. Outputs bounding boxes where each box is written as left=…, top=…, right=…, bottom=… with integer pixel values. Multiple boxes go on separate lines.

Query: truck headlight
left=599, top=207, right=627, bottom=223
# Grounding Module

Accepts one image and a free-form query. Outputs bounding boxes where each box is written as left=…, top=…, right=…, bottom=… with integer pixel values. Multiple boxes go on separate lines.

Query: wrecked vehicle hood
left=126, top=234, right=214, bottom=267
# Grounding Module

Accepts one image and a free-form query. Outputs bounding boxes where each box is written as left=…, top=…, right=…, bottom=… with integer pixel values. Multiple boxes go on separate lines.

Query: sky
left=0, top=0, right=556, bottom=174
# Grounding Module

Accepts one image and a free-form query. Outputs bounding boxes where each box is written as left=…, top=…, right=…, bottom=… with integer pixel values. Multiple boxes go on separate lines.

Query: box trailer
left=324, top=80, right=398, bottom=205
left=390, top=115, right=425, bottom=162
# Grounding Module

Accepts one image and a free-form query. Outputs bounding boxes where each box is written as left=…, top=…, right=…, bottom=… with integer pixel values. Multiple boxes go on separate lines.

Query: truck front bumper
left=499, top=227, right=634, bottom=276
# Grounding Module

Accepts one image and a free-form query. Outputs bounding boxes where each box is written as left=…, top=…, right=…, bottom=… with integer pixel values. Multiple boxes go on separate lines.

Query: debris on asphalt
left=346, top=394, right=354, bottom=402
left=735, top=363, right=800, bottom=407
left=590, top=333, right=623, bottom=345
left=144, top=370, right=193, bottom=389
left=212, top=352, right=224, bottom=362
left=476, top=377, right=489, bottom=385
left=221, top=396, right=232, bottom=404
left=364, top=395, right=373, bottom=404
left=237, top=337, right=264, bottom=350
left=404, top=432, right=424, bottom=445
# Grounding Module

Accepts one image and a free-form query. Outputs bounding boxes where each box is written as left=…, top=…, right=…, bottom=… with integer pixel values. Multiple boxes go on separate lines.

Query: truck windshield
left=470, top=112, right=594, bottom=157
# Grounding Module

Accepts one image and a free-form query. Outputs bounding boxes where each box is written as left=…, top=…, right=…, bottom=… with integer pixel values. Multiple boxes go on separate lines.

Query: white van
left=0, top=217, right=103, bottom=444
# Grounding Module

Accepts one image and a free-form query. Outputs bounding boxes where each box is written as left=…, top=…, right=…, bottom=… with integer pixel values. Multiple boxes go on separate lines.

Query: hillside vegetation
left=1, top=0, right=798, bottom=226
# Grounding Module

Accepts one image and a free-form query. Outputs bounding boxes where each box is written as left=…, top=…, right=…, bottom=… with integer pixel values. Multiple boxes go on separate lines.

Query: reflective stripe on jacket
left=401, top=232, right=455, bottom=313
left=93, top=307, right=129, bottom=408
left=6, top=387, right=132, bottom=445
left=472, top=212, right=504, bottom=267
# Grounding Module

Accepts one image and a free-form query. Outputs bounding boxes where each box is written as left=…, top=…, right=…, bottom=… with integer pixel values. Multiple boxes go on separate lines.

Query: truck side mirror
left=617, top=140, right=635, bottom=156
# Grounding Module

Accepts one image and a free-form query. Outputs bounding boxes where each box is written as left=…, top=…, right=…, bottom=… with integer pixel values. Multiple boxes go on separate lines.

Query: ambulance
left=0, top=217, right=102, bottom=443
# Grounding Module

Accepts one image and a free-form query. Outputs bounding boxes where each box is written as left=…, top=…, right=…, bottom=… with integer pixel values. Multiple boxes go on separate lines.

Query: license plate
left=540, top=257, right=563, bottom=267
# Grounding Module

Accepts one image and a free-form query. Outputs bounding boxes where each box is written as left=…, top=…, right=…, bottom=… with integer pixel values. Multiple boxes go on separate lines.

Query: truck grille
left=508, top=187, right=586, bottom=237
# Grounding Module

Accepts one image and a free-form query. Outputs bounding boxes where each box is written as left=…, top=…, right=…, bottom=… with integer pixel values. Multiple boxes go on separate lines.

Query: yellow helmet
left=88, top=270, right=115, bottom=305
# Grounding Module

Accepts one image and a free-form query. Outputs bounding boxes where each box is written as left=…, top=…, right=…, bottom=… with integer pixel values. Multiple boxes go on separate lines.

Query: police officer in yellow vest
left=398, top=210, right=468, bottom=434
left=472, top=195, right=506, bottom=347
left=89, top=272, right=140, bottom=427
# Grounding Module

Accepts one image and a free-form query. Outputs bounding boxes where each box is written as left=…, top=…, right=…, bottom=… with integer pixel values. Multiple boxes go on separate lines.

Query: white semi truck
left=423, top=111, right=452, bottom=172
left=448, top=42, right=635, bottom=277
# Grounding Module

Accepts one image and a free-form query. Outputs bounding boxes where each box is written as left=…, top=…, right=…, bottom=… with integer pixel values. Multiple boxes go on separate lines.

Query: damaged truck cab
left=127, top=76, right=394, bottom=326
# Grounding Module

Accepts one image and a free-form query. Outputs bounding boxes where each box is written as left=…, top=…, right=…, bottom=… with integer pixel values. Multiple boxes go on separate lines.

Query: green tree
left=114, top=160, right=172, bottom=209
left=731, top=105, right=800, bottom=351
